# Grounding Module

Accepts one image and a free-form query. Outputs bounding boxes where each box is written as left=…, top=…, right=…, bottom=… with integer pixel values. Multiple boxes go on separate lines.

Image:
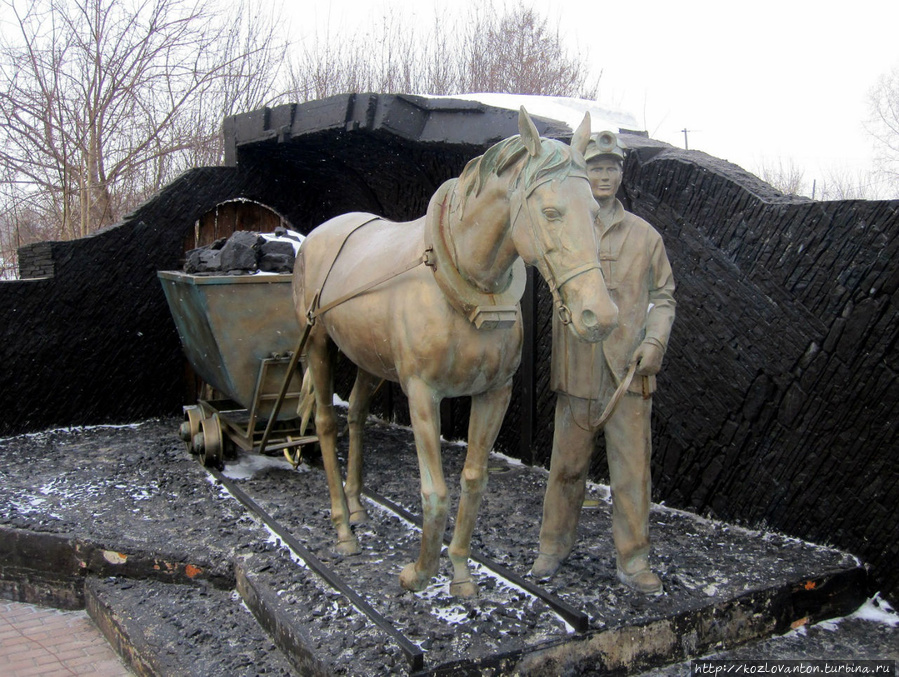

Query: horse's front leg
left=447, top=383, right=513, bottom=598
left=399, top=378, right=448, bottom=592
left=345, top=368, right=379, bottom=524
left=308, top=332, right=360, bottom=555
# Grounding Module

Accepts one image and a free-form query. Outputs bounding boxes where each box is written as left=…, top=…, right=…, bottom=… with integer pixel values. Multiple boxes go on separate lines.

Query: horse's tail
left=297, top=367, right=315, bottom=436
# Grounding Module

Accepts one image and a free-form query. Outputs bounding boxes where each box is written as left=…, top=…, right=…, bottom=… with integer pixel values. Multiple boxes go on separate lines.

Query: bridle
left=508, top=172, right=603, bottom=326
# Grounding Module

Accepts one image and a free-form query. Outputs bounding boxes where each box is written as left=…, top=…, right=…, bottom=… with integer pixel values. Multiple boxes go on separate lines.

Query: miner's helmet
left=584, top=131, right=627, bottom=163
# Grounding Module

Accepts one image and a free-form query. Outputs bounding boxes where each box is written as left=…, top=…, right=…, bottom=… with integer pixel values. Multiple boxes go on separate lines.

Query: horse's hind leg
left=399, top=378, right=448, bottom=592
left=307, top=330, right=360, bottom=555
left=448, top=383, right=513, bottom=598
left=345, top=368, right=379, bottom=524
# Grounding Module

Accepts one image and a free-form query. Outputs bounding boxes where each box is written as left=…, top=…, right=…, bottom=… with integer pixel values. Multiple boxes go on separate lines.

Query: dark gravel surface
left=1, top=415, right=895, bottom=675
left=90, top=576, right=297, bottom=676
left=0, top=419, right=259, bottom=575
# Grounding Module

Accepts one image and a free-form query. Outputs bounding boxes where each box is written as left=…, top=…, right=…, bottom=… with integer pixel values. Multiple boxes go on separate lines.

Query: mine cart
left=158, top=271, right=316, bottom=467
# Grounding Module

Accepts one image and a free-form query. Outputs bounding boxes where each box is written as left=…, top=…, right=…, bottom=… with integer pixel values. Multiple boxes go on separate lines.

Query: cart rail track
left=364, top=488, right=590, bottom=633
left=209, top=468, right=427, bottom=671
left=209, top=468, right=592, bottom=672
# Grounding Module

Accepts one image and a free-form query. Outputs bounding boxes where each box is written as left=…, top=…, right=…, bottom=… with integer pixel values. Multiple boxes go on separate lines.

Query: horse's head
left=509, top=108, right=618, bottom=343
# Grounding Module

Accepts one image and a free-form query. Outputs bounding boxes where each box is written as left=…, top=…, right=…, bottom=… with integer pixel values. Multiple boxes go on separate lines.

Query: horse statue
left=292, top=108, right=618, bottom=598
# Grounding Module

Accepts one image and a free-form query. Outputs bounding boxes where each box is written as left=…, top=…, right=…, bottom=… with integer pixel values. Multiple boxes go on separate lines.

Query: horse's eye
left=542, top=208, right=562, bottom=221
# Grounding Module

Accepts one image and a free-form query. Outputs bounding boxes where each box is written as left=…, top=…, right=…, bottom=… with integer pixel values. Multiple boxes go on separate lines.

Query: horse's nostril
left=581, top=309, right=597, bottom=327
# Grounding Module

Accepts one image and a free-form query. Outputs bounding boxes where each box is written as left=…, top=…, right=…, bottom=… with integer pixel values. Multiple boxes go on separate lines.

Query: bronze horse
left=293, top=108, right=618, bottom=597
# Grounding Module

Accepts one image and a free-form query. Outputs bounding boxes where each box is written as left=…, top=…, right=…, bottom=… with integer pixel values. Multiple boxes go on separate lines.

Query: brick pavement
left=0, top=600, right=131, bottom=676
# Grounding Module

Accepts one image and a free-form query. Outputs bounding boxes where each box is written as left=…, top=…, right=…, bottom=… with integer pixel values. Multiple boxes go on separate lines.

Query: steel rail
left=208, top=468, right=425, bottom=671
left=363, top=489, right=590, bottom=633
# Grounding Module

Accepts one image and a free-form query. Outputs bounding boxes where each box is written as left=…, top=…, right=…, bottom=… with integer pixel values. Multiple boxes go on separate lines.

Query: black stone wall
left=17, top=242, right=56, bottom=279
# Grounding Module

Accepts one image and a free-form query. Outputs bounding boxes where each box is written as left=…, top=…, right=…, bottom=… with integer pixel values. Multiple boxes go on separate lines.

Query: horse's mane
left=455, top=135, right=587, bottom=203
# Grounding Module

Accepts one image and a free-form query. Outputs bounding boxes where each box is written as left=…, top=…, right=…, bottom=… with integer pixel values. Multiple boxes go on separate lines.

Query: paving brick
left=0, top=601, right=130, bottom=677
left=0, top=659, right=39, bottom=672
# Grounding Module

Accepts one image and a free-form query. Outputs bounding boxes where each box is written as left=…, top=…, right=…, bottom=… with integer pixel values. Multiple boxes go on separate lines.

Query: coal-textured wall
left=1, top=94, right=896, bottom=604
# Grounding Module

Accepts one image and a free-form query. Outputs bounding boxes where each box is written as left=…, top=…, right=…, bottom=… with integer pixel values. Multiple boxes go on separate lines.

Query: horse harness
left=261, top=176, right=630, bottom=453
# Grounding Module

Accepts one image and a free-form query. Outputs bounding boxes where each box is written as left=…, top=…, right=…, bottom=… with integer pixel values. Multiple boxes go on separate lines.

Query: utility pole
left=681, top=128, right=690, bottom=150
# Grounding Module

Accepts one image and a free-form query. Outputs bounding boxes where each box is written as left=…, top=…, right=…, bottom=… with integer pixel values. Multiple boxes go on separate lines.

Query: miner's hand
left=632, top=341, right=664, bottom=376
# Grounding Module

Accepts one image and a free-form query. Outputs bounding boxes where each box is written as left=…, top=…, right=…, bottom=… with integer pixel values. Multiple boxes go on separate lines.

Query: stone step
left=85, top=576, right=296, bottom=677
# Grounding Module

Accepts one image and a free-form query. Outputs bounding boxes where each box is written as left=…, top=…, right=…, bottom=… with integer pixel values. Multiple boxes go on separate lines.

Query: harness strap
left=311, top=252, right=429, bottom=320
left=311, top=215, right=380, bottom=312
left=305, top=214, right=430, bottom=323
left=424, top=180, right=526, bottom=326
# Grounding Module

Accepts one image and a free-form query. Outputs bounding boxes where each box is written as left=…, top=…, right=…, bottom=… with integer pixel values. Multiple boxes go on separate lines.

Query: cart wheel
left=199, top=414, right=224, bottom=468
left=180, top=406, right=203, bottom=454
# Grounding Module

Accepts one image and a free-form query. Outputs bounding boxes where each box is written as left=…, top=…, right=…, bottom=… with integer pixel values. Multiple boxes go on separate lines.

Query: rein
left=568, top=360, right=638, bottom=432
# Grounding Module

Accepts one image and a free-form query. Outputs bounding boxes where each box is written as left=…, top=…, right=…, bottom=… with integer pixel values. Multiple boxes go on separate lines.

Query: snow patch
left=850, top=594, right=899, bottom=627
left=0, top=421, right=148, bottom=445
left=260, top=228, right=304, bottom=255
left=489, top=451, right=525, bottom=467
left=433, top=93, right=640, bottom=136
left=221, top=452, right=306, bottom=480
left=263, top=530, right=310, bottom=570
left=809, top=594, right=898, bottom=633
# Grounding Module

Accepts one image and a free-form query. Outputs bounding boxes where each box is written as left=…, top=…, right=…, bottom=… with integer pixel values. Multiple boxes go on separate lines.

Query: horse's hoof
left=530, top=553, right=562, bottom=580
left=336, top=536, right=361, bottom=556
left=349, top=509, right=370, bottom=525
left=399, top=563, right=430, bottom=592
left=450, top=579, right=478, bottom=598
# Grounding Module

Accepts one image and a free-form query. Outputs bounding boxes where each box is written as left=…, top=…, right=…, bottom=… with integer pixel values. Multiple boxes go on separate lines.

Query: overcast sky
left=294, top=0, right=899, bottom=197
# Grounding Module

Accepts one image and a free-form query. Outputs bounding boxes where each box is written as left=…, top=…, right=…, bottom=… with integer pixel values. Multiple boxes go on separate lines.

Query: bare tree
left=866, top=64, right=899, bottom=196
left=0, top=0, right=283, bottom=245
left=458, top=2, right=597, bottom=98
left=288, top=10, right=413, bottom=102
left=755, top=158, right=807, bottom=197
left=286, top=1, right=599, bottom=101
left=1, top=0, right=598, bottom=272
left=816, top=167, right=874, bottom=201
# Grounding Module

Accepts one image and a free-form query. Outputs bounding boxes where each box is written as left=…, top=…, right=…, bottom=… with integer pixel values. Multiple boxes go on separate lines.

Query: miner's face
left=587, top=157, right=623, bottom=202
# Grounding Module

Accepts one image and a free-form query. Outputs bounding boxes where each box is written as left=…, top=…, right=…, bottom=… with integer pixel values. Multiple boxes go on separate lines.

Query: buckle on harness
left=423, top=247, right=436, bottom=269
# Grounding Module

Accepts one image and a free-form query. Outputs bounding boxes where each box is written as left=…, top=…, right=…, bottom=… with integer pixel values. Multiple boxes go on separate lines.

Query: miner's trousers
left=538, top=391, right=653, bottom=574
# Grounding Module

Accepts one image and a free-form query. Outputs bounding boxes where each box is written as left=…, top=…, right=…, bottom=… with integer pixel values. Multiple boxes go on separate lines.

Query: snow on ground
left=220, top=451, right=308, bottom=480
left=847, top=595, right=898, bottom=627
left=0, top=421, right=147, bottom=445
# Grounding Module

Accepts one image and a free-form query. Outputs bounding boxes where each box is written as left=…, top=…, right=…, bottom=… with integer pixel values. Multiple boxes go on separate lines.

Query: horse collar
left=423, top=179, right=526, bottom=331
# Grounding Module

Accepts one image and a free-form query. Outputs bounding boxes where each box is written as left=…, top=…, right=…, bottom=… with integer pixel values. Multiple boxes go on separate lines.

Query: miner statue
left=531, top=131, right=676, bottom=595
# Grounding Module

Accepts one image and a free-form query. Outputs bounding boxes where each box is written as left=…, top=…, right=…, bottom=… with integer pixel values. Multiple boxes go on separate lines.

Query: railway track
left=208, top=466, right=592, bottom=673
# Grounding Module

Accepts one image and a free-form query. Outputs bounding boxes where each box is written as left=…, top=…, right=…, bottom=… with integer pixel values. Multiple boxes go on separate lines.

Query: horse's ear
left=519, top=107, right=542, bottom=157
left=571, top=112, right=591, bottom=158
